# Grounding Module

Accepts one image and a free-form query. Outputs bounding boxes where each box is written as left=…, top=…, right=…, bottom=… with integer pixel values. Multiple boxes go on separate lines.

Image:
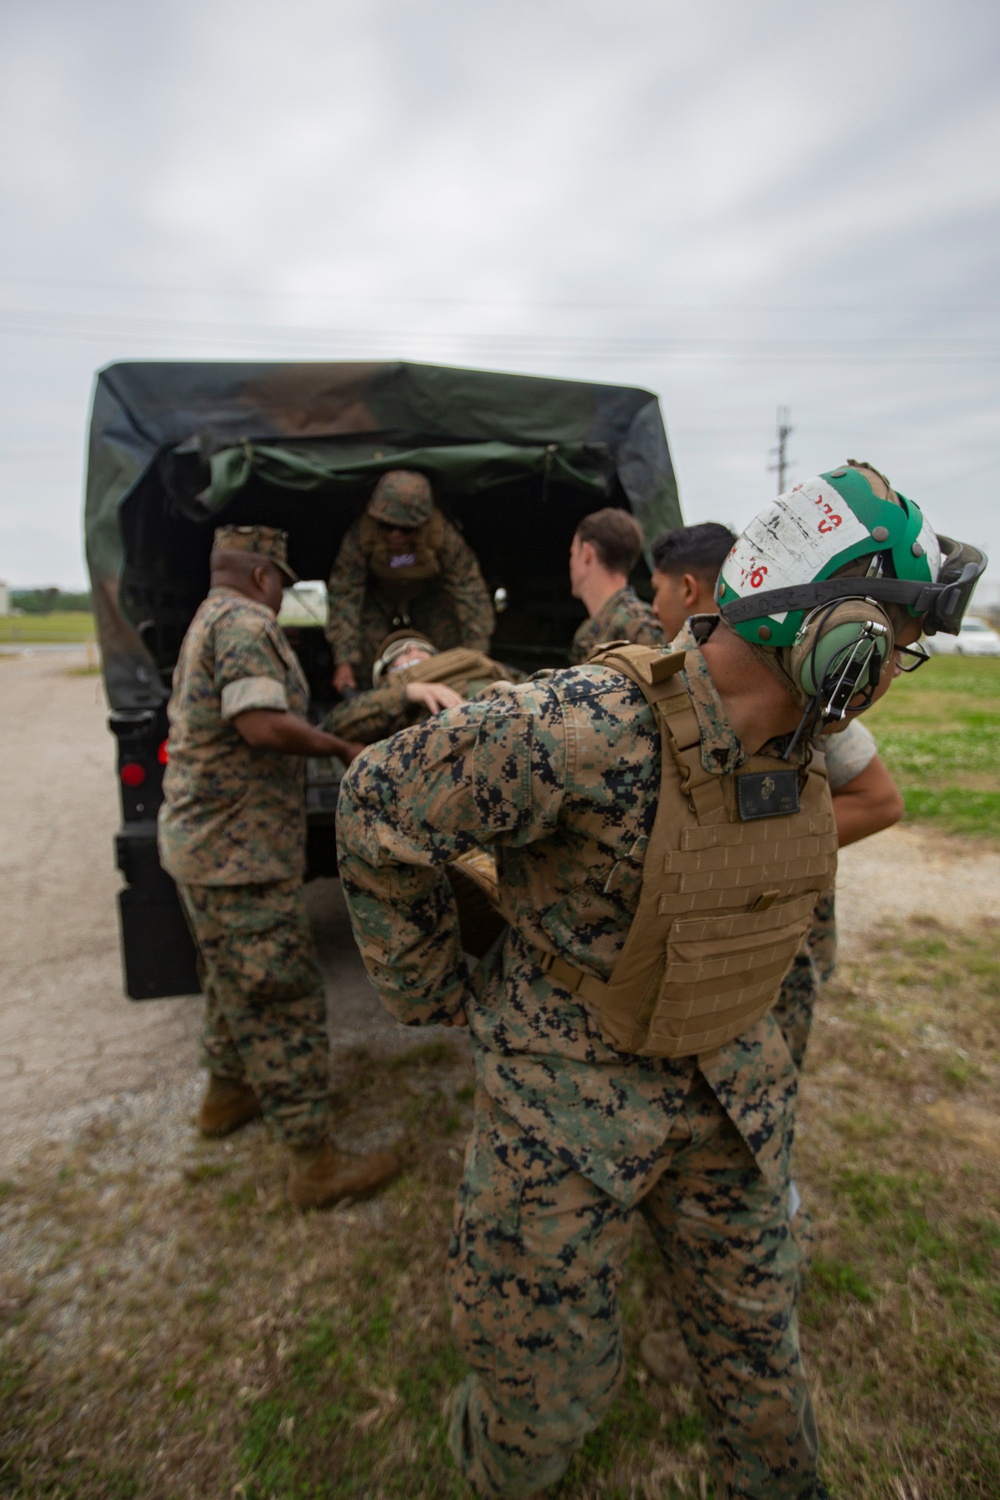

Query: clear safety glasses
left=895, top=641, right=931, bottom=673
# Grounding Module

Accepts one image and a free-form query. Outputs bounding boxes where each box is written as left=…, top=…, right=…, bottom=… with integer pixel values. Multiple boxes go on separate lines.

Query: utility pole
left=768, top=406, right=793, bottom=496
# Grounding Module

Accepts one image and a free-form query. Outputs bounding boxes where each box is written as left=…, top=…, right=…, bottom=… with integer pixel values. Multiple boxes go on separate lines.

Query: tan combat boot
left=287, top=1142, right=400, bottom=1211
left=197, top=1075, right=263, bottom=1138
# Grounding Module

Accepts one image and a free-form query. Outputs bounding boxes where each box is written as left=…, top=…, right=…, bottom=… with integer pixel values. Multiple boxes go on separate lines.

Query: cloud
left=0, top=0, right=996, bottom=599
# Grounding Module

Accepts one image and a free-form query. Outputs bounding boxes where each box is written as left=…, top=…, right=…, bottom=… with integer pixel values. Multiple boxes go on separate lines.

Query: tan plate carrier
left=530, top=643, right=838, bottom=1058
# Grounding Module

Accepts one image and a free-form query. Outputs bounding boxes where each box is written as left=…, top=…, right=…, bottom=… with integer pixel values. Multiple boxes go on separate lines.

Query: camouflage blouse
left=337, top=623, right=803, bottom=1207
left=326, top=514, right=495, bottom=669
left=158, top=588, right=310, bottom=886
left=569, top=585, right=663, bottom=664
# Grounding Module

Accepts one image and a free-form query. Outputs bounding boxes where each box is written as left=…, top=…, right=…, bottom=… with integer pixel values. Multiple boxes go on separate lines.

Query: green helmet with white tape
left=717, top=460, right=986, bottom=725
left=716, top=462, right=943, bottom=648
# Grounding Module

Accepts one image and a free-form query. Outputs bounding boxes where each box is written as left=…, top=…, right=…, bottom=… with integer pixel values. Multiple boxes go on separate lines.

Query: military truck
left=84, top=360, right=682, bottom=1000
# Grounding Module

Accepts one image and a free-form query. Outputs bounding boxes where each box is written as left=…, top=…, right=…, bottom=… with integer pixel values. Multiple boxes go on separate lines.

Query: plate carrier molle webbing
left=533, top=643, right=838, bottom=1058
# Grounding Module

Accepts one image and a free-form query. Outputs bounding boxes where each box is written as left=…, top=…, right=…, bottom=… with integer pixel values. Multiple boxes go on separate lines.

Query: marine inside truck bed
left=84, top=359, right=682, bottom=999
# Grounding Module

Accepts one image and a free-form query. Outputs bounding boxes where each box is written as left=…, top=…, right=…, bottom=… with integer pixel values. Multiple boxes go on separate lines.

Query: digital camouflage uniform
left=569, top=584, right=663, bottom=664
left=337, top=620, right=823, bottom=1500
left=158, top=586, right=330, bottom=1147
left=772, top=720, right=877, bottom=1068
left=322, top=647, right=517, bottom=743
left=325, top=473, right=495, bottom=688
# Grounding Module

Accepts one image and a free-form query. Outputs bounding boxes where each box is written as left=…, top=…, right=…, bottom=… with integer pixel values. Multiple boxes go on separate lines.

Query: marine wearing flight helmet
left=325, top=470, right=495, bottom=692
left=649, top=515, right=903, bottom=1070
left=336, top=460, right=984, bottom=1500
left=638, top=506, right=906, bottom=1389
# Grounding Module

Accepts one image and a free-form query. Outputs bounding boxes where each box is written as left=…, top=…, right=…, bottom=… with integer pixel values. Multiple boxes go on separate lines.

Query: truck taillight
left=158, top=740, right=169, bottom=765
left=121, top=762, right=147, bottom=788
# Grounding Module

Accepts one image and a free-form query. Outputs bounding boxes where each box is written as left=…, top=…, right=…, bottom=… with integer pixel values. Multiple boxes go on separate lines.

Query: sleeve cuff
left=221, top=676, right=289, bottom=720
left=825, top=719, right=877, bottom=790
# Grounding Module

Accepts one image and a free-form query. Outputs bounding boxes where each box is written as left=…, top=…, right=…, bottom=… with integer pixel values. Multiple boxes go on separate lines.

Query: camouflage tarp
left=84, top=360, right=681, bottom=709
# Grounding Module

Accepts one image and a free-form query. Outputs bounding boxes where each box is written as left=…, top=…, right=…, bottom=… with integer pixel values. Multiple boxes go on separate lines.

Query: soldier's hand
left=333, top=662, right=357, bottom=694
left=322, top=734, right=365, bottom=764
left=235, top=710, right=363, bottom=761
left=405, top=680, right=464, bottom=713
left=442, top=1007, right=469, bottom=1028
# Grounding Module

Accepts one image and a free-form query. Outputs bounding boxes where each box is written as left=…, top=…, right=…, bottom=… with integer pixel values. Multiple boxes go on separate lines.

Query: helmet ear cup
left=789, top=600, right=895, bottom=698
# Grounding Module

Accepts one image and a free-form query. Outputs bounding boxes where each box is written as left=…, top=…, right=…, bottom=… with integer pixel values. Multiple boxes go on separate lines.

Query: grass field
left=857, top=655, right=1000, bottom=842
left=1, top=917, right=998, bottom=1499
left=0, top=612, right=95, bottom=644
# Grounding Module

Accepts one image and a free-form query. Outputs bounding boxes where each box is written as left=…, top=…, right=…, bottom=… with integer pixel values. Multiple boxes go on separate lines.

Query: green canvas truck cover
left=84, top=359, right=681, bottom=710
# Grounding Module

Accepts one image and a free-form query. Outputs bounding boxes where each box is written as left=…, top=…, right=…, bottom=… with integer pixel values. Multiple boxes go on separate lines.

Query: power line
left=1, top=308, right=998, bottom=364
left=1, top=274, right=999, bottom=315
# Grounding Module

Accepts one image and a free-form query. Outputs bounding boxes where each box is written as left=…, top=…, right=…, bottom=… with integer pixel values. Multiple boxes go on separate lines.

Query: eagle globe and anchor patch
left=735, top=768, right=801, bottom=820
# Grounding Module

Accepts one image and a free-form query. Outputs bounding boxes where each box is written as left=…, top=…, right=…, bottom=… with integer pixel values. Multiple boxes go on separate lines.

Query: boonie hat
left=367, top=470, right=434, bottom=528
left=212, top=524, right=298, bottom=583
left=372, top=630, right=437, bottom=685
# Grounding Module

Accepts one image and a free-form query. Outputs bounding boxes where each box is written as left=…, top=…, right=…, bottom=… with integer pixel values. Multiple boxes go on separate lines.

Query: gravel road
left=2, top=649, right=997, bottom=1174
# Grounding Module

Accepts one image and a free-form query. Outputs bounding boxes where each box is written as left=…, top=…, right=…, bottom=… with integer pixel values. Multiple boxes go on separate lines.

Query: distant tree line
left=11, top=588, right=92, bottom=614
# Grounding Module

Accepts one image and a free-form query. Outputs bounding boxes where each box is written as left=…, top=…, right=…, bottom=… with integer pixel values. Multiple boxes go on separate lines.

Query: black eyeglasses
left=895, top=641, right=931, bottom=673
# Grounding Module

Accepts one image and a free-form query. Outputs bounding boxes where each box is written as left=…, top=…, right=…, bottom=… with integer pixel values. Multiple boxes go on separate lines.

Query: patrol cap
left=212, top=524, right=298, bottom=583
left=367, top=470, right=434, bottom=528
left=372, top=630, right=437, bottom=685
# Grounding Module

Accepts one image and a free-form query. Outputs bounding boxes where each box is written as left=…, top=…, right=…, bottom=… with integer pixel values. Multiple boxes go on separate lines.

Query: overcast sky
left=1, top=0, right=997, bottom=604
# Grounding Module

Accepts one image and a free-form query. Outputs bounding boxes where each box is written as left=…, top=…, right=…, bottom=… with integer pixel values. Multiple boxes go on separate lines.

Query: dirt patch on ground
left=837, top=822, right=1000, bottom=942
left=0, top=652, right=446, bottom=1173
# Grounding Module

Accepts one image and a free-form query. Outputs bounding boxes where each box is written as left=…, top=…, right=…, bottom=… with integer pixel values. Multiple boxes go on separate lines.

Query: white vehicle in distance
left=926, top=616, right=1000, bottom=656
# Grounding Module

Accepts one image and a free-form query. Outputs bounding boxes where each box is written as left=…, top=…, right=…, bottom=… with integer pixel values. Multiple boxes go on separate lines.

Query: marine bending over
left=649, top=516, right=904, bottom=1068
left=325, top=469, right=495, bottom=693
left=336, top=459, right=985, bottom=1499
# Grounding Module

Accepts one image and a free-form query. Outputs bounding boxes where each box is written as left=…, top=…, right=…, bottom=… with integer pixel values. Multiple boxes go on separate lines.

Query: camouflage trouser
left=447, top=1079, right=818, bottom=1499
left=178, top=880, right=330, bottom=1147
left=772, top=890, right=838, bottom=1070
